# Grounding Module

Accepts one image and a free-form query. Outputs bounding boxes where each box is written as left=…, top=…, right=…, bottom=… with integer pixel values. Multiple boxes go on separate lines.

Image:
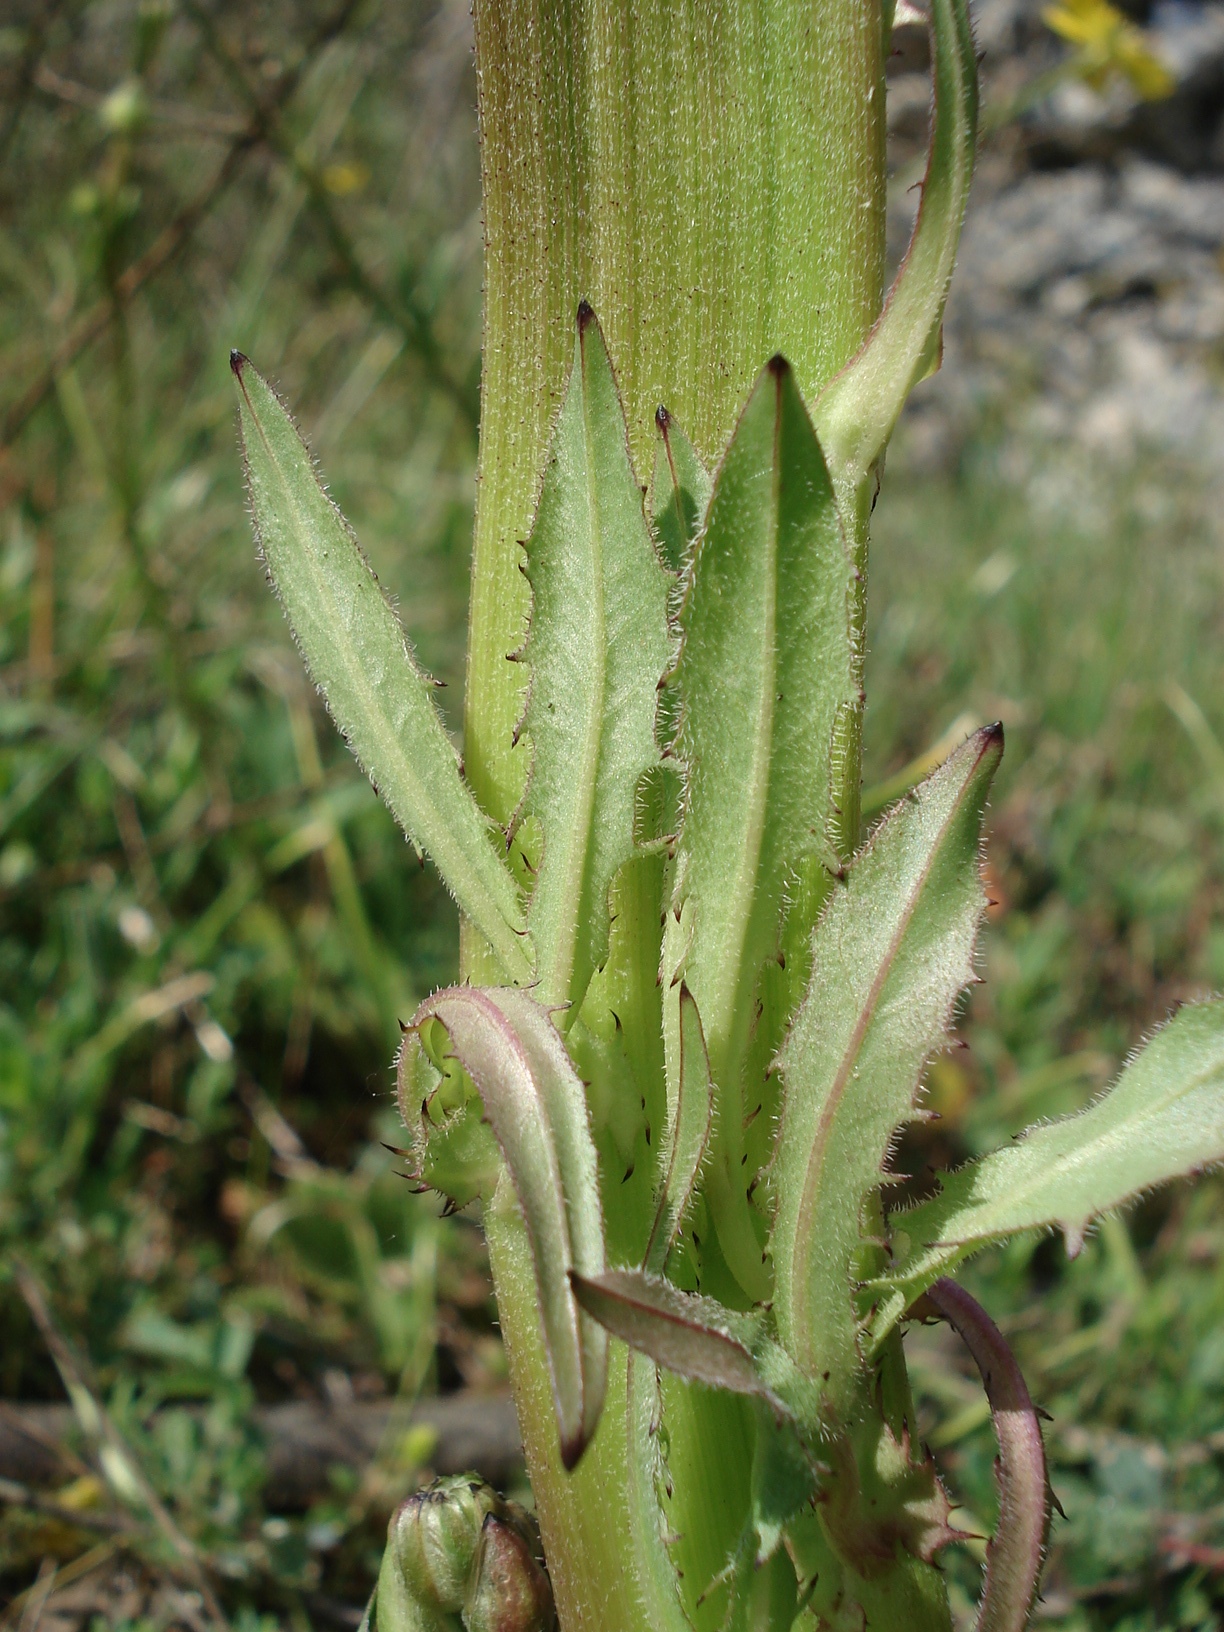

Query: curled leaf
left=813, top=0, right=978, bottom=503
left=411, top=987, right=607, bottom=1467
left=919, top=1280, right=1050, bottom=1632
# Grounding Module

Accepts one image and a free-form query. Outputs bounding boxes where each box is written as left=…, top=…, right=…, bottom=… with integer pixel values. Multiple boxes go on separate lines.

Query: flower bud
left=374, top=1476, right=553, bottom=1632
left=381, top=1476, right=495, bottom=1621
left=464, top=1513, right=555, bottom=1632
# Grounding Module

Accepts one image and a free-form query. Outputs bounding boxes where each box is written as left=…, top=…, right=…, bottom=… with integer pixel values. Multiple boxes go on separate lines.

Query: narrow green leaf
left=231, top=355, right=530, bottom=984
left=670, top=356, right=856, bottom=1299
left=871, top=1000, right=1224, bottom=1343
left=521, top=307, right=671, bottom=1014
left=411, top=986, right=607, bottom=1468
left=645, top=986, right=714, bottom=1274
left=650, top=406, right=711, bottom=576
left=813, top=0, right=978, bottom=501
left=770, top=726, right=1002, bottom=1412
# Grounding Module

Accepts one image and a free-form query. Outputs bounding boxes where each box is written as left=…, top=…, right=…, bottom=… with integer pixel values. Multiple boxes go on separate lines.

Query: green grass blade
left=231, top=354, right=531, bottom=984
left=521, top=308, right=671, bottom=1014
left=870, top=999, right=1224, bottom=1344
left=670, top=356, right=856, bottom=1300
left=813, top=0, right=978, bottom=500
left=770, top=726, right=1002, bottom=1412
left=411, top=986, right=607, bottom=1468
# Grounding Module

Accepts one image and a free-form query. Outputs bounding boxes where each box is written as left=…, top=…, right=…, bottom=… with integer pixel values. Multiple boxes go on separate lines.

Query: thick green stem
left=467, top=5, right=886, bottom=1627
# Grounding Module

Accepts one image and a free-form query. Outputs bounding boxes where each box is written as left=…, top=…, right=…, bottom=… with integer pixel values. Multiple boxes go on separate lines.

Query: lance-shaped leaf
left=770, top=726, right=1002, bottom=1413
left=813, top=0, right=978, bottom=500
left=520, top=307, right=671, bottom=1014
left=645, top=986, right=714, bottom=1274
left=571, top=1269, right=821, bottom=1430
left=411, top=987, right=607, bottom=1467
left=870, top=999, right=1224, bottom=1343
left=231, top=355, right=530, bottom=984
left=671, top=356, right=856, bottom=1299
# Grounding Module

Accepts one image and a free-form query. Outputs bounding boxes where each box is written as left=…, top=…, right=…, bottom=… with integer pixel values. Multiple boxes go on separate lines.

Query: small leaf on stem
left=670, top=354, right=856, bottom=1301
left=645, top=986, right=714, bottom=1273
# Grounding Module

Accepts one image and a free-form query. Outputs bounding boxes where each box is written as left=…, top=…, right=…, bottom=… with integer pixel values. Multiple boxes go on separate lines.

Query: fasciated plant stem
left=464, top=5, right=886, bottom=1626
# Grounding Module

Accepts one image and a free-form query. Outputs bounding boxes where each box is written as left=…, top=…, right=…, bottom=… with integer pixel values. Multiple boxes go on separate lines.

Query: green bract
left=234, top=0, right=1224, bottom=1626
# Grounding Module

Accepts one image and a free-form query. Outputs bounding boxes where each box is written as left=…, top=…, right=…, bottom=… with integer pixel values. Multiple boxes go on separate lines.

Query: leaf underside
left=871, top=998, right=1224, bottom=1343
left=521, top=308, right=671, bottom=1015
left=411, top=986, right=607, bottom=1468
left=231, top=356, right=531, bottom=984
left=769, top=726, right=1003, bottom=1411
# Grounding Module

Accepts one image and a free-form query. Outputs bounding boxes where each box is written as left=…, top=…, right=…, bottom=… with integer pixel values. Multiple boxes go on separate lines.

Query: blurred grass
left=3, top=2, right=1224, bottom=1627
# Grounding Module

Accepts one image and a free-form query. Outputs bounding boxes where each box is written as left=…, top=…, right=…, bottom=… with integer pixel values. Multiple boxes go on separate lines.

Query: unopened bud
left=465, top=1513, right=555, bottom=1632
left=374, top=1476, right=553, bottom=1632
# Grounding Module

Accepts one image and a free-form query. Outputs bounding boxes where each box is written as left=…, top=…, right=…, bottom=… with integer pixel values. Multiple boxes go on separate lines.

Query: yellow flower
left=1042, top=0, right=1175, bottom=100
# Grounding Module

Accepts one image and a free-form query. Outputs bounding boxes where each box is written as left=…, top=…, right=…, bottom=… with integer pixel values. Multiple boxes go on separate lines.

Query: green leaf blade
left=671, top=356, right=856, bottom=1299
left=522, top=309, right=672, bottom=1014
left=412, top=986, right=607, bottom=1467
left=231, top=355, right=531, bottom=984
left=770, top=726, right=1002, bottom=1411
left=872, top=999, right=1224, bottom=1343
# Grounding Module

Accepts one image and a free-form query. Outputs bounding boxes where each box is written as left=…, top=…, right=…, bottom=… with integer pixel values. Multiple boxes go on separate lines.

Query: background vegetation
left=2, top=2, right=1223, bottom=1628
